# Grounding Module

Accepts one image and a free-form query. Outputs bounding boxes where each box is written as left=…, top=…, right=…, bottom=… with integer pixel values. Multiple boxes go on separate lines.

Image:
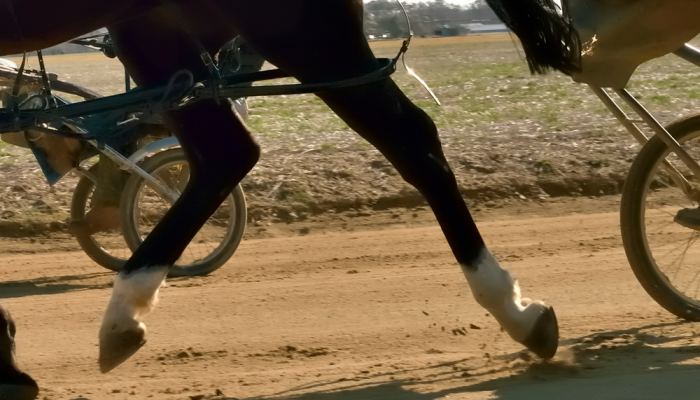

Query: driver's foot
left=68, top=206, right=121, bottom=236
left=674, top=206, right=700, bottom=230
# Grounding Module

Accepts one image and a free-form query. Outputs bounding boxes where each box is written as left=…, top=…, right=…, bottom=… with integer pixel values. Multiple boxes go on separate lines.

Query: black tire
left=621, top=113, right=700, bottom=320
left=120, top=148, right=247, bottom=277
left=70, top=163, right=127, bottom=272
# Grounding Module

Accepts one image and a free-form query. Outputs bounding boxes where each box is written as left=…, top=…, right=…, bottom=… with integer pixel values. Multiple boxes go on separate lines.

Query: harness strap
left=165, top=0, right=226, bottom=105
left=1, top=0, right=28, bottom=113
left=202, top=58, right=398, bottom=99
left=36, top=50, right=57, bottom=108
left=159, top=0, right=222, bottom=86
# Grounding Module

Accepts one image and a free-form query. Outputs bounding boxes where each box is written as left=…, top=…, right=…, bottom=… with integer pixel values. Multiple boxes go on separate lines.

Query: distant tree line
left=363, top=0, right=499, bottom=38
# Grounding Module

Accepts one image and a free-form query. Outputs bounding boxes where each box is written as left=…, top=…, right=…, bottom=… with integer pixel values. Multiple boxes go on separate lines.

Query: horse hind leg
left=321, top=85, right=558, bottom=358
left=227, top=0, right=557, bottom=354
left=0, top=305, right=39, bottom=400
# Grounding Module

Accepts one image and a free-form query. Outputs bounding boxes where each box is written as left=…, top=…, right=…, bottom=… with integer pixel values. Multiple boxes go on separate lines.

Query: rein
left=394, top=0, right=441, bottom=106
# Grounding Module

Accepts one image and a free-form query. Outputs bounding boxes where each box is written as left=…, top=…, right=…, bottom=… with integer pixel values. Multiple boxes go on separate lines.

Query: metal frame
left=0, top=52, right=397, bottom=207
left=589, top=44, right=700, bottom=199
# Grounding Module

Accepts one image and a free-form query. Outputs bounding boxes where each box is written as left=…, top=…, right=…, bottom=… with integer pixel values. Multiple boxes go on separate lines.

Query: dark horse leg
left=98, top=0, right=558, bottom=370
left=216, top=0, right=558, bottom=357
left=0, top=305, right=39, bottom=400
left=97, top=5, right=258, bottom=372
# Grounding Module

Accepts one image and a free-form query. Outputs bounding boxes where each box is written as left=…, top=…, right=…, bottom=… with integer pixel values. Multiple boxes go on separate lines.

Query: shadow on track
left=0, top=272, right=113, bottom=299
left=246, top=321, right=700, bottom=400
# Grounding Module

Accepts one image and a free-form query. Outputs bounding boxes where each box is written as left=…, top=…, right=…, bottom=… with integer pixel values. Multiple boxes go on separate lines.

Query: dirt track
left=3, top=196, right=700, bottom=400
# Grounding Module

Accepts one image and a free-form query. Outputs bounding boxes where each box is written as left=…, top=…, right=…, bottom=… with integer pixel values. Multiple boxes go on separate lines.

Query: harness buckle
left=200, top=52, right=214, bottom=67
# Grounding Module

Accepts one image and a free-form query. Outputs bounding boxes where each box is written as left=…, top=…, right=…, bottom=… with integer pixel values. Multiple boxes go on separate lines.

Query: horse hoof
left=99, top=329, right=146, bottom=374
left=0, top=377, right=39, bottom=400
left=521, top=306, right=559, bottom=359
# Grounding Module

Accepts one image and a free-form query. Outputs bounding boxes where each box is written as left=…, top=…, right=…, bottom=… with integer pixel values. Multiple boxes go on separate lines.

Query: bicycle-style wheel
left=70, top=163, right=130, bottom=272
left=120, top=148, right=247, bottom=277
left=621, top=113, right=700, bottom=320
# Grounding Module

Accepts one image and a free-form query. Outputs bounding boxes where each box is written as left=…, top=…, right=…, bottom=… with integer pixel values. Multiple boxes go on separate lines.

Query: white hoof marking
left=100, top=267, right=168, bottom=339
left=460, top=249, right=547, bottom=343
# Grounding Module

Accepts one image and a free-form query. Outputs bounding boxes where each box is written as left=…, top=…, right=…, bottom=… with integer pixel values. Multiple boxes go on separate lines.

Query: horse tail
left=485, top=0, right=581, bottom=75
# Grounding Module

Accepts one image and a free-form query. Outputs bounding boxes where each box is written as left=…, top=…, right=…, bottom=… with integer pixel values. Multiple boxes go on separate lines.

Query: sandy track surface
left=3, top=196, right=700, bottom=400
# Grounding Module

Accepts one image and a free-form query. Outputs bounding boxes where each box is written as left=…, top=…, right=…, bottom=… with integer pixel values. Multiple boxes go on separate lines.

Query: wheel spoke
left=632, top=126, right=700, bottom=313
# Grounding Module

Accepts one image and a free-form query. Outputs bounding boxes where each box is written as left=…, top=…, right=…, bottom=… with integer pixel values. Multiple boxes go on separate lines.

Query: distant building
left=462, top=23, right=508, bottom=34
left=434, top=26, right=461, bottom=37
left=434, top=22, right=508, bottom=37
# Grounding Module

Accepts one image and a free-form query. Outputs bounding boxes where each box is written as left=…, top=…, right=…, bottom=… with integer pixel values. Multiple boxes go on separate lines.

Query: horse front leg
left=0, top=305, right=39, bottom=400
left=97, top=100, right=260, bottom=373
left=98, top=9, right=255, bottom=372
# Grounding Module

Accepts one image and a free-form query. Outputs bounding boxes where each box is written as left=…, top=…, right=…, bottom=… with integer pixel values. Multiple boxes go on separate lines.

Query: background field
left=3, top=34, right=700, bottom=235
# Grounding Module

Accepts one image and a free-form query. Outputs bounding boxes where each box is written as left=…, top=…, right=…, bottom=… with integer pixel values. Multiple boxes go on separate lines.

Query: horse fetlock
left=461, top=249, right=558, bottom=358
left=110, top=267, right=167, bottom=315
left=98, top=267, right=167, bottom=372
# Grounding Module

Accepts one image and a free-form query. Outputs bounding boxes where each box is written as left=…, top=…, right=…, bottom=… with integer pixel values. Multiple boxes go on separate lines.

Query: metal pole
left=673, top=44, right=700, bottom=67
left=94, top=142, right=180, bottom=205
left=589, top=86, right=648, bottom=145
left=125, top=69, right=131, bottom=92
left=615, top=88, right=700, bottom=178
left=591, top=86, right=693, bottom=194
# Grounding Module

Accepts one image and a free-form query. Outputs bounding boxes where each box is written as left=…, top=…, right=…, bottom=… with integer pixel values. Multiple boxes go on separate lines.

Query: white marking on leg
left=460, top=248, right=546, bottom=343
left=100, top=266, right=168, bottom=339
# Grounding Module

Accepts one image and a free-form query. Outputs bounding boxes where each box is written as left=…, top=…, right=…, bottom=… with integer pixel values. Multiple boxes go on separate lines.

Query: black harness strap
left=0, top=0, right=28, bottom=109
left=159, top=0, right=224, bottom=104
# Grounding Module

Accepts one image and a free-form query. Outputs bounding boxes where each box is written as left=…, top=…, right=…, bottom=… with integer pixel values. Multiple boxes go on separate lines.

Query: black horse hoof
left=99, top=329, right=146, bottom=374
left=521, top=306, right=559, bottom=359
left=0, top=374, right=39, bottom=400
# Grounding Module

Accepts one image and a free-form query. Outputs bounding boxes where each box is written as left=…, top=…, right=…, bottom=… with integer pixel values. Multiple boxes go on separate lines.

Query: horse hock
left=99, top=266, right=168, bottom=373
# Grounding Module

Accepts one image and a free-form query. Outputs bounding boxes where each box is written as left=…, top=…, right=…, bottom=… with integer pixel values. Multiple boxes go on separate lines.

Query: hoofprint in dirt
left=5, top=35, right=700, bottom=235
left=3, top=196, right=700, bottom=400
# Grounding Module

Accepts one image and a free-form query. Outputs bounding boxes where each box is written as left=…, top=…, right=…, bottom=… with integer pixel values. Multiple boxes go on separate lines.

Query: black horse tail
left=485, top=0, right=581, bottom=75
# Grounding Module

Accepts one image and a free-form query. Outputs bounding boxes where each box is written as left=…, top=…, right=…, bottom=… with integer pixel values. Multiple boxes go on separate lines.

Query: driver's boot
left=68, top=205, right=122, bottom=236
left=674, top=206, right=700, bottom=230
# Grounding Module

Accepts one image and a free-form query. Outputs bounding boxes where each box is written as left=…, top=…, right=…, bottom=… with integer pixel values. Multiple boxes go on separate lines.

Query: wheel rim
left=640, top=130, right=700, bottom=307
left=130, top=159, right=238, bottom=267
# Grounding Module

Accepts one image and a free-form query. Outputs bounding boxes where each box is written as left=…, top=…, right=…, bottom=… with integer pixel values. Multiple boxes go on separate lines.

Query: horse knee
left=221, top=133, right=260, bottom=174
left=190, top=137, right=260, bottom=189
left=225, top=139, right=260, bottom=181
left=167, top=100, right=261, bottom=178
